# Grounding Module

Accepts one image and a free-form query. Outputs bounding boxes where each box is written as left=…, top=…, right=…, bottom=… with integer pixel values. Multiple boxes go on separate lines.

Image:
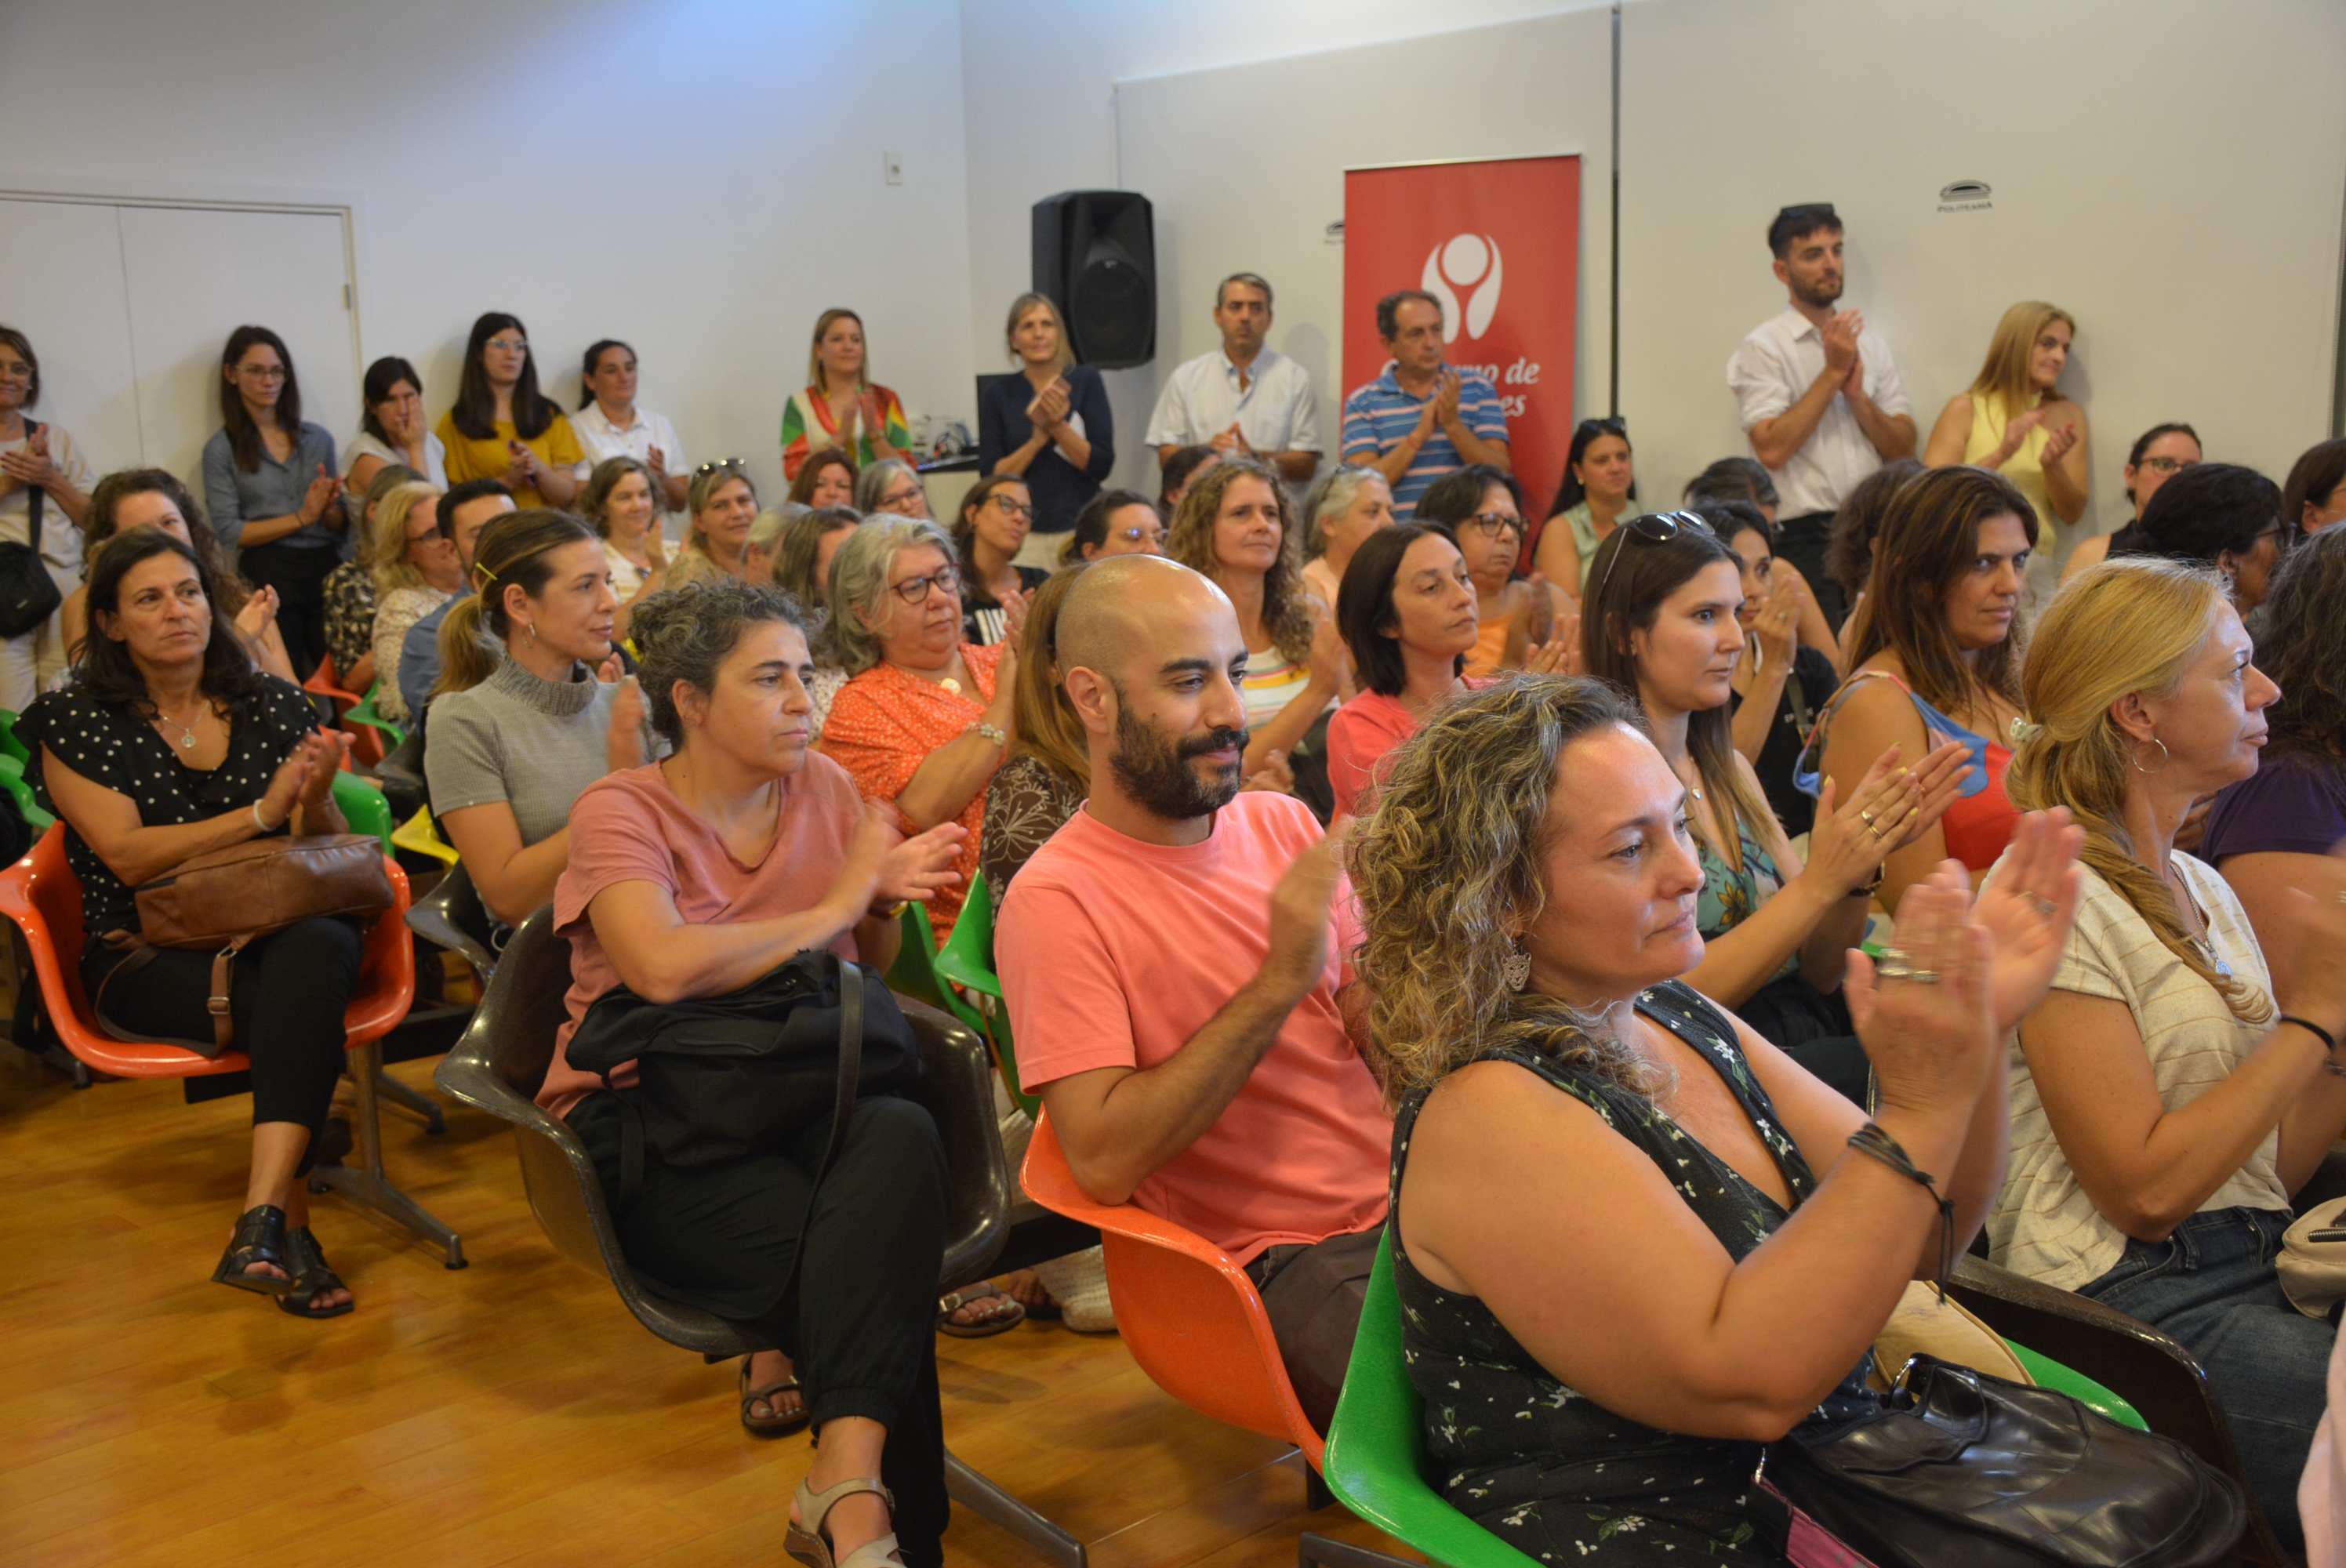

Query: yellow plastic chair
left=391, top=804, right=460, bottom=866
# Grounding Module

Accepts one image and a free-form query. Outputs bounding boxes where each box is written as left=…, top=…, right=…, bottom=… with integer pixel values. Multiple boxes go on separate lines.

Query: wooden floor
left=0, top=1047, right=1422, bottom=1568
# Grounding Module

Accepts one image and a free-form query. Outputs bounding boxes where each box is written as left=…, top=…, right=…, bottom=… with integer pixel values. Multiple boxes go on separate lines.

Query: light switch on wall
left=883, top=151, right=903, bottom=186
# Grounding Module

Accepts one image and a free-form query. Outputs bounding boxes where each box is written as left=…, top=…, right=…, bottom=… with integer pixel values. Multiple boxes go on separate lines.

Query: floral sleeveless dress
left=1388, top=980, right=1880, bottom=1561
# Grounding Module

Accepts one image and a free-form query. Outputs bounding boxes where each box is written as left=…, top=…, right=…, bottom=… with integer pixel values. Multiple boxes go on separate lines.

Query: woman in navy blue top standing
left=979, top=292, right=1113, bottom=554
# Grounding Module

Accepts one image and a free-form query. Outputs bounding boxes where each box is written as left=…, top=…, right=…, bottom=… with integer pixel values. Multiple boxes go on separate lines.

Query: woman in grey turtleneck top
left=423, top=510, right=648, bottom=927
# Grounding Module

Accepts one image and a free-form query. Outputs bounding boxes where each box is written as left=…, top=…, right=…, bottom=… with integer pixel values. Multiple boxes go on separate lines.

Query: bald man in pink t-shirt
left=999, top=555, right=1390, bottom=1431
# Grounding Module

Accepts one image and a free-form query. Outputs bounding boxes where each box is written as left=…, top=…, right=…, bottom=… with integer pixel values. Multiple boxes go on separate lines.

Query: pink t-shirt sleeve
left=554, top=775, right=680, bottom=937
left=999, top=875, right=1141, bottom=1094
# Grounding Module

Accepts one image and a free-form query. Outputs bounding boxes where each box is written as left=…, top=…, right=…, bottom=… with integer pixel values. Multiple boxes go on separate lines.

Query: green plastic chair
left=1321, top=1232, right=2147, bottom=1568
left=0, top=708, right=27, bottom=768
left=932, top=873, right=1037, bottom=1116
left=881, top=899, right=988, bottom=1040
left=329, top=771, right=395, bottom=853
left=343, top=683, right=407, bottom=750
left=0, top=753, right=53, bottom=833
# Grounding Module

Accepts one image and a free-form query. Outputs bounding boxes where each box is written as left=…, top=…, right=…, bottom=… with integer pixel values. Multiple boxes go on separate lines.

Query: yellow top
left=436, top=409, right=585, bottom=510
left=1963, top=390, right=2069, bottom=615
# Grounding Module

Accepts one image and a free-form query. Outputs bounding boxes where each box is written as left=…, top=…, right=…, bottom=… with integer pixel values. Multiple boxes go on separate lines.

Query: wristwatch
left=1849, top=864, right=1887, bottom=899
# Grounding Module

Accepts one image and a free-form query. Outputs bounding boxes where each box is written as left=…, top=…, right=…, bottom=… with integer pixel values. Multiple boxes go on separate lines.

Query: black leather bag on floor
left=0, top=459, right=61, bottom=641
left=1753, top=1353, right=2244, bottom=1568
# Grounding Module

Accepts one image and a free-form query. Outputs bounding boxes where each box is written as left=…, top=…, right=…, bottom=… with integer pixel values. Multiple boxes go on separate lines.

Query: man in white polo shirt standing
left=1727, top=202, right=1915, bottom=630
left=1147, top=272, right=1321, bottom=488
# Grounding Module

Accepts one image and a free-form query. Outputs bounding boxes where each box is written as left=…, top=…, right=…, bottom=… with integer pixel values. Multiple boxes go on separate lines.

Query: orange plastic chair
left=0, top=824, right=463, bottom=1265
left=1020, top=1109, right=1324, bottom=1471
left=303, top=655, right=382, bottom=768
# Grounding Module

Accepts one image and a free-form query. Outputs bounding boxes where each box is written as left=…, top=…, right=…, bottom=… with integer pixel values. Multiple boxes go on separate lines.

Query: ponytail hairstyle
left=217, top=325, right=303, bottom=473
left=433, top=509, right=599, bottom=699
left=2006, top=557, right=2269, bottom=1024
left=578, top=339, right=633, bottom=413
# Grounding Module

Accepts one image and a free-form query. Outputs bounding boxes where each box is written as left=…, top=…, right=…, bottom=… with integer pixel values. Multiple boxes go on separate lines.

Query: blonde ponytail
left=428, top=508, right=598, bottom=702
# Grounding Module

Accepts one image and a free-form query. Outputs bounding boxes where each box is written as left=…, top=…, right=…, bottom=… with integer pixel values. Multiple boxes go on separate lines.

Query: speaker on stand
left=1031, top=191, right=1155, bottom=369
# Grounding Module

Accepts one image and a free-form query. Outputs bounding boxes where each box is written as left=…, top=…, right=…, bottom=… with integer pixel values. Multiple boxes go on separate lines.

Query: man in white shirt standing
left=1146, top=273, right=1321, bottom=489
left=569, top=338, right=689, bottom=533
left=1727, top=204, right=1915, bottom=630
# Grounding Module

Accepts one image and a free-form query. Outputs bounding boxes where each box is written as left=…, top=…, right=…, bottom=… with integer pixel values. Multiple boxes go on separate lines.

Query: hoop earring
left=525, top=622, right=537, bottom=648
left=2130, top=736, right=2170, bottom=775
left=1502, top=943, right=1531, bottom=992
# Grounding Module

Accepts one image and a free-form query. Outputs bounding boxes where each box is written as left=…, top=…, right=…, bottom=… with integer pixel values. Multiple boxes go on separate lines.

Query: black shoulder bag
left=0, top=433, right=61, bottom=641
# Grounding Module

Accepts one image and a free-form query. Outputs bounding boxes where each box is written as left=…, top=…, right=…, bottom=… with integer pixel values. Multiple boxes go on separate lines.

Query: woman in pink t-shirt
left=544, top=578, right=964, bottom=1568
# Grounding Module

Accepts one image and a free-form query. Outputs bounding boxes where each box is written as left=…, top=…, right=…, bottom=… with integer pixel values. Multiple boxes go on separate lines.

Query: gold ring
left=1868, top=822, right=1884, bottom=842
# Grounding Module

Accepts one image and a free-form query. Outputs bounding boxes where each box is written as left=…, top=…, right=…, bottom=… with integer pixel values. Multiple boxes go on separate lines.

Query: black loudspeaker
left=1032, top=191, right=1155, bottom=368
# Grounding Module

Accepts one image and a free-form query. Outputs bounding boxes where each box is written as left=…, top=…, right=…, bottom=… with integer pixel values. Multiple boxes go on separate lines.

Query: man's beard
left=1792, top=273, right=1843, bottom=310
left=1108, top=701, right=1245, bottom=821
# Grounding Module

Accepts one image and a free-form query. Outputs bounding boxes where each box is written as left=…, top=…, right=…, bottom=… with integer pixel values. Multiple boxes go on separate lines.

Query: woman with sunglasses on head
left=667, top=462, right=761, bottom=591
left=1818, top=466, right=2035, bottom=914
left=1417, top=465, right=1571, bottom=678
left=2061, top=423, right=2201, bottom=586
left=202, top=325, right=346, bottom=680
left=952, top=474, right=1045, bottom=645
left=1534, top=416, right=1635, bottom=595
left=1584, top=511, right=1966, bottom=1098
left=437, top=313, right=583, bottom=510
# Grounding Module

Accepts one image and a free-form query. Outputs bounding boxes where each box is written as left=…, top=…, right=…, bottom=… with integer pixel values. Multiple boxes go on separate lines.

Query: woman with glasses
left=2061, top=423, right=2203, bottom=586
left=1817, top=466, right=2036, bottom=913
left=818, top=515, right=1015, bottom=948
left=437, top=312, right=583, bottom=510
left=2105, top=463, right=2288, bottom=624
left=1418, top=465, right=1571, bottom=678
left=855, top=456, right=932, bottom=520
left=982, top=293, right=1114, bottom=550
left=579, top=456, right=670, bottom=640
left=1583, top=510, right=1966, bottom=1098
left=202, top=325, right=346, bottom=679
left=952, top=475, right=1045, bottom=645
left=782, top=309, right=912, bottom=484
left=1059, top=488, right=1167, bottom=566
left=343, top=356, right=448, bottom=499
left=1298, top=465, right=1395, bottom=610
left=366, top=483, right=455, bottom=724
left=667, top=463, right=761, bottom=590
left=1533, top=416, right=1635, bottom=595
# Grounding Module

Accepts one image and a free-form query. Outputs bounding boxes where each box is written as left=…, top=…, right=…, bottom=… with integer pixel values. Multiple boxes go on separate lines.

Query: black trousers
left=1247, top=1223, right=1385, bottom=1434
left=573, top=1092, right=951, bottom=1567
left=1774, top=510, right=1847, bottom=633
left=82, top=916, right=362, bottom=1176
left=237, top=539, right=340, bottom=681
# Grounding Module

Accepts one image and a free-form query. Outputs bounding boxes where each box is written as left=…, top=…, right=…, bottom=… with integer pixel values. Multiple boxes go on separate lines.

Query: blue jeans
left=2080, top=1206, right=2332, bottom=1549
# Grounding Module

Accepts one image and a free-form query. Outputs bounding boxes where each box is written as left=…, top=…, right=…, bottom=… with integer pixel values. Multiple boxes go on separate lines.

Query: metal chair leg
left=312, top=1040, right=467, bottom=1269
left=1296, top=1533, right=1416, bottom=1568
left=944, top=1447, right=1085, bottom=1567
left=371, top=1069, right=445, bottom=1133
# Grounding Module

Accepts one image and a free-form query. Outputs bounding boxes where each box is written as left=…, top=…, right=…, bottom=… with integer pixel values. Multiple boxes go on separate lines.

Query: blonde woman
left=1997, top=557, right=2346, bottom=1546
left=979, top=292, right=1113, bottom=543
left=365, top=481, right=454, bottom=722
left=666, top=460, right=758, bottom=590
left=780, top=308, right=910, bottom=481
left=1924, top=302, right=2090, bottom=605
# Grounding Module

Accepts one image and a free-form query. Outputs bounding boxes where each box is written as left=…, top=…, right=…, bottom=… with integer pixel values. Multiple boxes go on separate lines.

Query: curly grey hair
left=630, top=579, right=810, bottom=749
left=821, top=514, right=959, bottom=675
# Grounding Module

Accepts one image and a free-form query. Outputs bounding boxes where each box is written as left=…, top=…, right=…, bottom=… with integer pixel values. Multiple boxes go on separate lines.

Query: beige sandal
left=786, top=1475, right=902, bottom=1568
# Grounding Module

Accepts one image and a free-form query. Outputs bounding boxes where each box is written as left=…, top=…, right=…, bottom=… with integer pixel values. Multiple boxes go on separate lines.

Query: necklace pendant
left=179, top=732, right=194, bottom=750
left=939, top=677, right=961, bottom=696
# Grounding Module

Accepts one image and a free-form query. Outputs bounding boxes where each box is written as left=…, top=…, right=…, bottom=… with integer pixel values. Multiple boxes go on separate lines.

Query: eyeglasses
left=695, top=458, right=747, bottom=476
left=888, top=564, right=961, bottom=604
left=1463, top=511, right=1524, bottom=539
left=236, top=365, right=288, bottom=382
left=485, top=336, right=528, bottom=354
left=1113, top=524, right=1167, bottom=546
left=2137, top=456, right=2197, bottom=474
left=1592, top=510, right=1715, bottom=605
left=404, top=525, right=444, bottom=550
left=880, top=485, right=924, bottom=509
left=989, top=495, right=1034, bottom=521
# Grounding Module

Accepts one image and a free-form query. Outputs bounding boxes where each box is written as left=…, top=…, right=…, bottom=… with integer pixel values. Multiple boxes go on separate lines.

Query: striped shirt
left=1988, top=852, right=2286, bottom=1292
left=1338, top=362, right=1509, bottom=518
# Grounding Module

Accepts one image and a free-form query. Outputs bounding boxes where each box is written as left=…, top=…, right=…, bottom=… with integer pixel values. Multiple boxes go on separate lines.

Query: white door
left=0, top=199, right=146, bottom=477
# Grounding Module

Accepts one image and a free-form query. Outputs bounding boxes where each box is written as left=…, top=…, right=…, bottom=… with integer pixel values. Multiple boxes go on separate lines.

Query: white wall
left=0, top=0, right=978, bottom=514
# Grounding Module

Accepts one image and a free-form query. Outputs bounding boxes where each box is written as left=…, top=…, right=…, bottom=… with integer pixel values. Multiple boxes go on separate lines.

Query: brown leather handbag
left=95, top=834, right=394, bottom=1055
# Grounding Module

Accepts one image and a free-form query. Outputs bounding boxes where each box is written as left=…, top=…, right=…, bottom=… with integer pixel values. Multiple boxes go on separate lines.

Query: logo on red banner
left=1343, top=155, right=1580, bottom=521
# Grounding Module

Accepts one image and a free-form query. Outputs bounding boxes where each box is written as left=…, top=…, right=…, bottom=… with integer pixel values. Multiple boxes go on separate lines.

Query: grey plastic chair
left=405, top=860, right=502, bottom=983
left=434, top=907, right=1086, bottom=1567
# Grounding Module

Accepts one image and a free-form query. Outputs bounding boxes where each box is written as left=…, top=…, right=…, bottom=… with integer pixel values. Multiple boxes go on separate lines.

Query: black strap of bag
left=0, top=428, right=61, bottom=641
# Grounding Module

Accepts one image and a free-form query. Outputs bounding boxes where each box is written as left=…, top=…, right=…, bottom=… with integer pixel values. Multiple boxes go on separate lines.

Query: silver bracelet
left=251, top=800, right=272, bottom=833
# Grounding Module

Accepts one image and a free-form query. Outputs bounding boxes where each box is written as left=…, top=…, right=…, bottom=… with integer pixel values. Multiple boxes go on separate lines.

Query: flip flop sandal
left=739, top=1356, right=812, bottom=1437
left=278, top=1226, right=354, bottom=1319
left=212, top=1203, right=296, bottom=1298
left=935, top=1283, right=1025, bottom=1338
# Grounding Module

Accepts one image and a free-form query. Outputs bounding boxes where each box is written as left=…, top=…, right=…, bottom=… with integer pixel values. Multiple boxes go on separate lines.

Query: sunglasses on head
left=1776, top=202, right=1838, bottom=227
left=1592, top=510, right=1716, bottom=605
left=695, top=458, right=747, bottom=477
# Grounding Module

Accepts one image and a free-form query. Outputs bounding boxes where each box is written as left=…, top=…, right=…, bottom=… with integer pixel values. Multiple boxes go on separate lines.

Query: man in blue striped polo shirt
left=1339, top=289, right=1512, bottom=518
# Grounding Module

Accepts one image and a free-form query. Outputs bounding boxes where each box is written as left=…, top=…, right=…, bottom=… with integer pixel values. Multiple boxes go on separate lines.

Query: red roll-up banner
left=1342, top=154, right=1581, bottom=529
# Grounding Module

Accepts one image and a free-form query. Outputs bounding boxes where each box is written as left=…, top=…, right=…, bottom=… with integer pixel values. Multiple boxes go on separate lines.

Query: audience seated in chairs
left=951, top=474, right=1044, bottom=646
left=394, top=477, right=516, bottom=723
left=320, top=461, right=422, bottom=694
left=367, top=481, right=453, bottom=723
left=666, top=460, right=758, bottom=591
left=769, top=505, right=863, bottom=742
left=1057, top=487, right=1165, bottom=567
left=1705, top=500, right=1840, bottom=837
left=1821, top=456, right=1923, bottom=662
left=1416, top=464, right=1571, bottom=681
left=1582, top=510, right=1966, bottom=1104
left=2107, top=462, right=2288, bottom=626
left=1818, top=466, right=2036, bottom=910
left=997, top=553, right=1392, bottom=1432
left=817, top=515, right=1010, bottom=946
left=21, top=528, right=367, bottom=1316
left=1681, top=452, right=1779, bottom=523
left=579, top=456, right=669, bottom=639
left=2282, top=435, right=2346, bottom=540
left=63, top=468, right=297, bottom=683
left=539, top=578, right=964, bottom=1565
left=423, top=510, right=647, bottom=929
left=1997, top=557, right=2346, bottom=1548
left=790, top=445, right=859, bottom=512
left=1298, top=465, right=1394, bottom=611
left=1157, top=443, right=1217, bottom=515
left=1348, top=673, right=2083, bottom=1563
left=855, top=456, right=932, bottom=520
left=978, top=566, right=1088, bottom=894
left=2061, top=423, right=2202, bottom=586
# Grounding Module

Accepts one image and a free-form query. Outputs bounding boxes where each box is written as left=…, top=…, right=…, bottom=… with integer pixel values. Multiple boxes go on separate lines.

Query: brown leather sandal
left=739, top=1356, right=810, bottom=1437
